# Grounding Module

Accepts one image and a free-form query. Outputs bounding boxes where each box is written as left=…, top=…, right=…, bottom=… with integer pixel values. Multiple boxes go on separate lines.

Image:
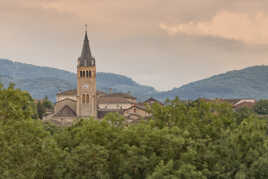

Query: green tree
left=0, top=83, right=63, bottom=178
left=37, top=101, right=46, bottom=119
left=254, top=100, right=268, bottom=115
left=0, top=83, right=37, bottom=121
left=2, top=84, right=268, bottom=179
left=43, top=96, right=54, bottom=109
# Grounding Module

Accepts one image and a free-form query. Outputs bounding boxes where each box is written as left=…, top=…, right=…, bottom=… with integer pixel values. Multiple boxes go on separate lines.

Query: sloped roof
left=56, top=98, right=77, bottom=104
left=80, top=31, right=92, bottom=59
left=233, top=99, right=256, bottom=106
left=124, top=104, right=147, bottom=112
left=57, top=89, right=105, bottom=96
left=98, top=96, right=132, bottom=104
left=234, top=101, right=256, bottom=109
left=144, top=97, right=163, bottom=105
left=54, top=105, right=76, bottom=117
left=57, top=89, right=76, bottom=96
left=104, top=93, right=136, bottom=99
left=78, top=31, right=96, bottom=67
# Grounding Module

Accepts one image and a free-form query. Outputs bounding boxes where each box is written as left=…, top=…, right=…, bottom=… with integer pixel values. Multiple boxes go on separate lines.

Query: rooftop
left=98, top=96, right=132, bottom=104
left=57, top=89, right=106, bottom=96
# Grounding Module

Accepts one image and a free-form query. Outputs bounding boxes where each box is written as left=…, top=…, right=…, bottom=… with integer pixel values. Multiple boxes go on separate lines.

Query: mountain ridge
left=1, top=58, right=268, bottom=102
left=0, top=59, right=158, bottom=101
left=153, top=65, right=268, bottom=101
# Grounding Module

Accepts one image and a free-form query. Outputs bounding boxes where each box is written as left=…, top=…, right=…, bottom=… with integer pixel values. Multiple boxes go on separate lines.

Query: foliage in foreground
left=1, top=85, right=268, bottom=178
left=37, top=96, right=54, bottom=119
left=254, top=99, right=268, bottom=115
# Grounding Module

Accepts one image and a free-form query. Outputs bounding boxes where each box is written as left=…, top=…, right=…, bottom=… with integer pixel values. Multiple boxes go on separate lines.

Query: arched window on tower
left=89, top=70, right=92, bottom=77
left=86, top=71, right=89, bottom=78
left=82, top=94, right=85, bottom=104
left=80, top=71, right=83, bottom=78
left=86, top=94, right=89, bottom=104
left=83, top=71, right=85, bottom=77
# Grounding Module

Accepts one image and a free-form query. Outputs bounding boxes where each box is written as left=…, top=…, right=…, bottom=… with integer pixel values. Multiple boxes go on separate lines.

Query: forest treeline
left=1, top=84, right=268, bottom=178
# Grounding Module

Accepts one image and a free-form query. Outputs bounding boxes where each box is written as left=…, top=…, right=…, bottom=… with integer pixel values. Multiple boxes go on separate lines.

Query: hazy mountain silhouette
left=0, top=59, right=157, bottom=101
left=1, top=59, right=268, bottom=102
left=153, top=66, right=268, bottom=101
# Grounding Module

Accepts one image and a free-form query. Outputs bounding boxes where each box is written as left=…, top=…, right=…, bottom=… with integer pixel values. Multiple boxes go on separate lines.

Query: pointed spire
left=78, top=24, right=96, bottom=67
left=80, top=24, right=92, bottom=58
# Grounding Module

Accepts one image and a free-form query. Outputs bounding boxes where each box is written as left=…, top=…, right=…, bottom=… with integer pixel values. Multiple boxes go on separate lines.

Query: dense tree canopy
left=1, top=84, right=268, bottom=178
left=0, top=83, right=37, bottom=120
left=254, top=99, right=268, bottom=115
left=37, top=96, right=54, bottom=119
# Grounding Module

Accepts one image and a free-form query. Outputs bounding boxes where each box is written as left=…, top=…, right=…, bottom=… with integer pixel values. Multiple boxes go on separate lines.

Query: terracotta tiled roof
left=144, top=97, right=163, bottom=105
left=124, top=104, right=147, bottom=112
left=104, top=93, right=136, bottom=99
left=98, top=96, right=132, bottom=104
left=57, top=89, right=105, bottom=96
left=56, top=98, right=77, bottom=104
left=57, top=89, right=76, bottom=96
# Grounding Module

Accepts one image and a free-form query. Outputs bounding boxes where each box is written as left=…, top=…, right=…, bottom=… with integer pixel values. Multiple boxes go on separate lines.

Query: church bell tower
left=76, top=27, right=97, bottom=118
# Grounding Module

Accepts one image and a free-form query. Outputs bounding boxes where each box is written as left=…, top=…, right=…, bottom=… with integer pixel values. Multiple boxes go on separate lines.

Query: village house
left=123, top=104, right=151, bottom=123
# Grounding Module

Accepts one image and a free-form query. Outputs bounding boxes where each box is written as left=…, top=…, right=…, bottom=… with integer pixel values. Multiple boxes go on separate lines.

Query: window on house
left=83, top=71, right=85, bottom=77
left=89, top=71, right=92, bottom=77
left=86, top=71, right=89, bottom=77
left=80, top=71, right=83, bottom=78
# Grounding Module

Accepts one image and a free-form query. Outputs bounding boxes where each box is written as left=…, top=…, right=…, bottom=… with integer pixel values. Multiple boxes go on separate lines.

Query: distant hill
left=153, top=66, right=268, bottom=101
left=0, top=59, right=157, bottom=102
left=2, top=59, right=268, bottom=102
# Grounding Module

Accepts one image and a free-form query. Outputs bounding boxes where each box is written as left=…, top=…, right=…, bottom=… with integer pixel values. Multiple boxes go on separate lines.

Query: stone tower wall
left=76, top=65, right=97, bottom=118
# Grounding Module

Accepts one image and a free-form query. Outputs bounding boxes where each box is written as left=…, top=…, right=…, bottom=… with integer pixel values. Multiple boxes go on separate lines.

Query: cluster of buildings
left=44, top=30, right=162, bottom=125
left=50, top=89, right=162, bottom=125
left=44, top=29, right=257, bottom=125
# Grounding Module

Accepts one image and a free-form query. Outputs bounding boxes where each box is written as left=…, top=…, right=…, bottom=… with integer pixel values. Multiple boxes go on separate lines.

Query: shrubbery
left=1, top=85, right=268, bottom=178
left=254, top=99, right=268, bottom=115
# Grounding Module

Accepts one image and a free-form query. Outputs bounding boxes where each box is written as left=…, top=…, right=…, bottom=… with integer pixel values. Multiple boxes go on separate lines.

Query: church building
left=44, top=29, right=148, bottom=125
left=45, top=29, right=97, bottom=124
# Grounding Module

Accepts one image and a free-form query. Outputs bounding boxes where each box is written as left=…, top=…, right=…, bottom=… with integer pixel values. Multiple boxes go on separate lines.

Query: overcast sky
left=1, top=0, right=268, bottom=91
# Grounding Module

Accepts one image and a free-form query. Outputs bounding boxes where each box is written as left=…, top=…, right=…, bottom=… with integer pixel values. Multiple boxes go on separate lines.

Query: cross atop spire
left=80, top=26, right=92, bottom=58
left=78, top=25, right=96, bottom=67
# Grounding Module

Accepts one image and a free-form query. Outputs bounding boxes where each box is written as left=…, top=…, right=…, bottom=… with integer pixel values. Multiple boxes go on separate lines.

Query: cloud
left=1, top=0, right=268, bottom=90
left=160, top=11, right=268, bottom=45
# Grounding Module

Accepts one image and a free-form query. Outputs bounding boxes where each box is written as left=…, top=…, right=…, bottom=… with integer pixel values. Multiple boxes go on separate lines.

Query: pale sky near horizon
left=1, top=0, right=268, bottom=91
